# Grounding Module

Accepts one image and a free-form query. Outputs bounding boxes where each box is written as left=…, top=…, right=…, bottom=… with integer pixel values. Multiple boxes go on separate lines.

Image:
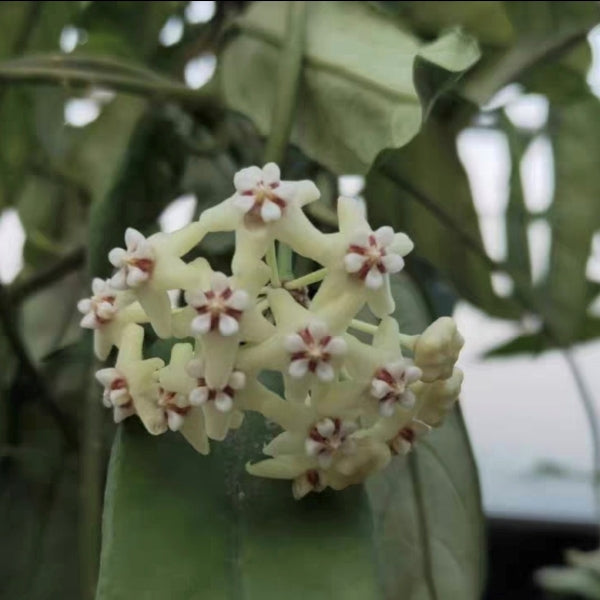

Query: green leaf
left=366, top=108, right=520, bottom=320
left=220, top=1, right=479, bottom=174
left=88, top=109, right=187, bottom=278
left=96, top=275, right=484, bottom=600
left=543, top=99, right=600, bottom=344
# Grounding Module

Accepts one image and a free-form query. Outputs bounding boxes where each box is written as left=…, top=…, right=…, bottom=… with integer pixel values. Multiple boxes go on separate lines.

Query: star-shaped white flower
left=78, top=278, right=120, bottom=328
left=284, top=321, right=347, bottom=382
left=305, top=417, right=358, bottom=468
left=387, top=419, right=431, bottom=455
left=77, top=278, right=147, bottom=359
left=232, top=163, right=298, bottom=224
left=105, top=224, right=206, bottom=338
left=94, top=324, right=165, bottom=434
left=109, top=228, right=156, bottom=289
left=344, top=226, right=406, bottom=290
left=185, top=272, right=249, bottom=337
left=187, top=358, right=247, bottom=413
left=370, top=360, right=422, bottom=416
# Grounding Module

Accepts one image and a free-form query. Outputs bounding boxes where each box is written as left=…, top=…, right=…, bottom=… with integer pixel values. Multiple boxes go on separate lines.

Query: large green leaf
left=366, top=108, right=520, bottom=320
left=96, top=275, right=484, bottom=600
left=220, top=1, right=479, bottom=174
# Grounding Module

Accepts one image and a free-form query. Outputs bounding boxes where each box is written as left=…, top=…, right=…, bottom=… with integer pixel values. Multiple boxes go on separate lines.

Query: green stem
left=284, top=267, right=327, bottom=290
left=349, top=319, right=417, bottom=349
left=0, top=59, right=221, bottom=112
left=265, top=243, right=281, bottom=288
left=262, top=2, right=308, bottom=281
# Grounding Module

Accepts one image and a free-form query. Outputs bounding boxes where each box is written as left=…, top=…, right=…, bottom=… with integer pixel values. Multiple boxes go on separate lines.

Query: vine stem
left=263, top=1, right=308, bottom=282
left=562, top=349, right=600, bottom=537
left=349, top=319, right=417, bottom=349
left=284, top=267, right=327, bottom=290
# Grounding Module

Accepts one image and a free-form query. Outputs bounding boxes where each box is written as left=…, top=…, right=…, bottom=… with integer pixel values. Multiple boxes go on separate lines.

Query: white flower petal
left=185, top=289, right=207, bottom=308
left=340, top=421, right=358, bottom=436
left=323, top=336, right=346, bottom=356
left=365, top=267, right=384, bottom=290
left=80, top=312, right=98, bottom=329
left=215, top=391, right=233, bottom=412
left=234, top=166, right=262, bottom=192
left=305, top=438, right=323, bottom=457
left=96, top=301, right=116, bottom=320
left=348, top=230, right=370, bottom=247
left=211, top=272, right=229, bottom=293
left=125, top=227, right=145, bottom=250
left=307, top=320, right=327, bottom=341
left=316, top=418, right=335, bottom=438
left=108, top=247, right=127, bottom=267
left=344, top=252, right=366, bottom=273
left=228, top=371, right=246, bottom=390
left=398, top=390, right=416, bottom=409
left=233, top=194, right=255, bottom=213
left=189, top=386, right=209, bottom=406
left=381, top=253, right=404, bottom=274
left=317, top=453, right=333, bottom=469
left=374, top=226, right=394, bottom=247
left=191, top=313, right=212, bottom=335
left=261, top=200, right=282, bottom=222
left=91, top=278, right=106, bottom=295
left=379, top=399, right=396, bottom=417
left=95, top=368, right=120, bottom=387
left=262, top=163, right=281, bottom=185
left=371, top=378, right=392, bottom=399
left=218, top=313, right=239, bottom=336
left=167, top=410, right=185, bottom=432
left=273, top=181, right=296, bottom=202
left=126, top=266, right=149, bottom=287
left=77, top=298, right=92, bottom=314
left=406, top=366, right=423, bottom=383
left=284, top=333, right=307, bottom=353
left=109, top=268, right=128, bottom=290
left=385, top=361, right=406, bottom=379
left=109, top=388, right=129, bottom=406
left=227, top=290, right=249, bottom=311
left=316, top=361, right=334, bottom=382
left=289, top=358, right=309, bottom=378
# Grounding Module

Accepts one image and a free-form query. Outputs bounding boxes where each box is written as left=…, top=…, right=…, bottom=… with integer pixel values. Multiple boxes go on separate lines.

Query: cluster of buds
left=79, top=163, right=464, bottom=499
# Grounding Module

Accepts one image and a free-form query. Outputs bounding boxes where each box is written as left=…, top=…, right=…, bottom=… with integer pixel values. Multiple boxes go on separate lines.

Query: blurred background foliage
left=2, top=1, right=600, bottom=599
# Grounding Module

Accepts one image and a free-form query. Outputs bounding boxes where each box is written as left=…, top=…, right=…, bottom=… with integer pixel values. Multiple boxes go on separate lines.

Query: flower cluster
left=79, top=163, right=464, bottom=499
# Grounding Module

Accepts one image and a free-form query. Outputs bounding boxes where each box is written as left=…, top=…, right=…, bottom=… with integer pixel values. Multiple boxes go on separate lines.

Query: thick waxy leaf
left=220, top=1, right=479, bottom=174
left=366, top=110, right=520, bottom=320
left=96, top=276, right=484, bottom=600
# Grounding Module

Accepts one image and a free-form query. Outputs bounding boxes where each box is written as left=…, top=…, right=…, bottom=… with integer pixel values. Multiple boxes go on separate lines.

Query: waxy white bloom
left=187, top=359, right=247, bottom=413
left=414, top=317, right=464, bottom=382
left=344, top=226, right=406, bottom=290
left=157, top=343, right=209, bottom=454
left=284, top=321, right=347, bottom=382
left=105, top=224, right=205, bottom=338
left=388, top=419, right=431, bottom=455
left=305, top=417, right=358, bottom=468
left=185, top=272, right=249, bottom=337
left=311, top=197, right=413, bottom=322
left=78, top=278, right=147, bottom=360
left=232, top=163, right=297, bottom=224
left=109, top=228, right=156, bottom=289
left=370, top=360, right=422, bottom=416
left=78, top=278, right=120, bottom=328
left=95, top=324, right=165, bottom=434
